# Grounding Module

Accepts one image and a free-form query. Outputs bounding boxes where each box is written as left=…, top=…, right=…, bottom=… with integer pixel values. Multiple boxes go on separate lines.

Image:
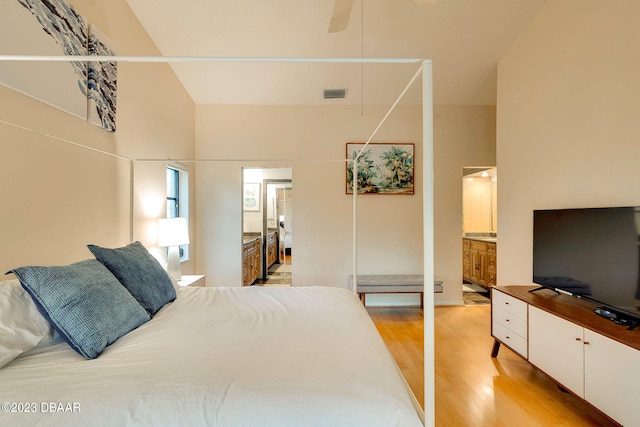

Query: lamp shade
left=158, top=217, right=190, bottom=247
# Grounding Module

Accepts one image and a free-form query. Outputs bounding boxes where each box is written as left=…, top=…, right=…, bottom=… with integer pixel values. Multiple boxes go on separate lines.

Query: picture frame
left=243, top=183, right=261, bottom=211
left=346, top=143, right=414, bottom=195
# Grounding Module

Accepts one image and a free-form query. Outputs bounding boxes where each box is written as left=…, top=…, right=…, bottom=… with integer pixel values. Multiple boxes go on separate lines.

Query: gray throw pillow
left=88, top=241, right=176, bottom=315
left=10, top=259, right=150, bottom=359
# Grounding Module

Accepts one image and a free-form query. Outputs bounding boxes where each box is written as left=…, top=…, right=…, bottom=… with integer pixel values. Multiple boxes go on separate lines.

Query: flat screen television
left=533, top=206, right=640, bottom=326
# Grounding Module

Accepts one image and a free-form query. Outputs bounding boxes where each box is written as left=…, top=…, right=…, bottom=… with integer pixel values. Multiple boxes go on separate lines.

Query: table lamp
left=158, top=217, right=190, bottom=280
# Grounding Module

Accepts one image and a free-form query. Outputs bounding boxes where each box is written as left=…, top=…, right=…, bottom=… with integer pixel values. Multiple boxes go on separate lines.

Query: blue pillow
left=9, top=259, right=150, bottom=359
left=88, top=241, right=176, bottom=315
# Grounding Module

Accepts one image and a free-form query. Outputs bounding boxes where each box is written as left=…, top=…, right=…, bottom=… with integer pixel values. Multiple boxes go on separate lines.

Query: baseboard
left=364, top=293, right=421, bottom=307
left=364, top=293, right=466, bottom=307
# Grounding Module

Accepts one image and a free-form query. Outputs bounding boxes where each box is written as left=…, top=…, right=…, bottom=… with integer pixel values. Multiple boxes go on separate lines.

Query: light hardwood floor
left=367, top=305, right=617, bottom=426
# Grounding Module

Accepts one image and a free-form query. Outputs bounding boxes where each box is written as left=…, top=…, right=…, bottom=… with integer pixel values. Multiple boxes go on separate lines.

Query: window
left=166, top=165, right=189, bottom=261
left=166, top=167, right=179, bottom=218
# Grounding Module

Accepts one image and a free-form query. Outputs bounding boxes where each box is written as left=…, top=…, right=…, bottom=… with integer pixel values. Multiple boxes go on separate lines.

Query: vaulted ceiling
left=126, top=0, right=545, bottom=106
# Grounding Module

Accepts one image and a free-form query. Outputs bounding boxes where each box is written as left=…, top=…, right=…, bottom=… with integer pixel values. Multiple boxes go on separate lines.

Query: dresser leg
left=491, top=339, right=501, bottom=357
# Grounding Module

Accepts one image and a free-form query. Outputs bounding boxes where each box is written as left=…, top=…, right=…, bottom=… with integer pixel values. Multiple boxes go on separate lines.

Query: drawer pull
left=584, top=341, right=590, bottom=345
left=575, top=337, right=582, bottom=342
left=505, top=336, right=510, bottom=339
left=505, top=319, right=510, bottom=322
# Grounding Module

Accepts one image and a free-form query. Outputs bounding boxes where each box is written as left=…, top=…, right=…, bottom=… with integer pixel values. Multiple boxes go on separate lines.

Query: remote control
left=594, top=307, right=617, bottom=319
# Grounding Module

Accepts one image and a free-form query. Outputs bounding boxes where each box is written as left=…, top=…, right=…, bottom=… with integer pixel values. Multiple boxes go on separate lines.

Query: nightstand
left=177, top=275, right=205, bottom=287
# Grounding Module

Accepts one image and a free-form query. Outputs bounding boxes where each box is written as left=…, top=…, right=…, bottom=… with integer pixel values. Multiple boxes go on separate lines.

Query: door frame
left=262, top=179, right=292, bottom=278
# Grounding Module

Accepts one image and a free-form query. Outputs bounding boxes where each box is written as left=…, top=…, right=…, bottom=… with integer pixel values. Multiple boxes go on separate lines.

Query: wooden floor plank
left=367, top=305, right=617, bottom=426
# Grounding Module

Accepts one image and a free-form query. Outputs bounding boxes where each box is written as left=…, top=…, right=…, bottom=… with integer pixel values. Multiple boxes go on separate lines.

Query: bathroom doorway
left=462, top=166, right=497, bottom=305
left=242, top=168, right=292, bottom=286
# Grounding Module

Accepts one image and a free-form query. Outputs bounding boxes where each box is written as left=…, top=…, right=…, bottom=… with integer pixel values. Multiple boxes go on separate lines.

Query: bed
left=0, top=243, right=423, bottom=427
left=279, top=218, right=292, bottom=255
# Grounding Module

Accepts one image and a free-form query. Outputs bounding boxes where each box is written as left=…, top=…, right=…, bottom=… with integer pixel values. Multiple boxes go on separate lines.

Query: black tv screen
left=533, top=207, right=640, bottom=322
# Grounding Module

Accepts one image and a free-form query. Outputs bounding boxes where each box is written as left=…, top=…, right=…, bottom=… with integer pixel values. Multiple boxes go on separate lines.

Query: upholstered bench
left=348, top=274, right=444, bottom=307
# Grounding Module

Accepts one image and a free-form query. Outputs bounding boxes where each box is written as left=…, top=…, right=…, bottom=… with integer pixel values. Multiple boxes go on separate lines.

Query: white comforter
left=0, top=286, right=423, bottom=426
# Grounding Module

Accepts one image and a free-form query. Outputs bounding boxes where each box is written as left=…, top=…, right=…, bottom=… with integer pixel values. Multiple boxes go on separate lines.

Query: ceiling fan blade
left=328, top=0, right=354, bottom=33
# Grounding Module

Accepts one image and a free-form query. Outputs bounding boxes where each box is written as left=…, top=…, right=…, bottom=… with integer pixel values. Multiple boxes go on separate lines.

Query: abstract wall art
left=0, top=0, right=117, bottom=131
left=88, top=25, right=117, bottom=132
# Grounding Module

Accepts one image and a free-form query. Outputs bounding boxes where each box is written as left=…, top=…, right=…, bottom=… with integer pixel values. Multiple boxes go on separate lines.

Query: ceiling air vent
left=324, top=88, right=347, bottom=99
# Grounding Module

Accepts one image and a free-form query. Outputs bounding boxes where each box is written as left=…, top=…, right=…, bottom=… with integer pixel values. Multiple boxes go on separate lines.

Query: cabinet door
left=477, top=250, right=488, bottom=285
left=462, top=240, right=472, bottom=281
left=528, top=306, right=585, bottom=398
left=486, top=244, right=496, bottom=286
left=584, top=330, right=639, bottom=426
left=469, top=249, right=480, bottom=283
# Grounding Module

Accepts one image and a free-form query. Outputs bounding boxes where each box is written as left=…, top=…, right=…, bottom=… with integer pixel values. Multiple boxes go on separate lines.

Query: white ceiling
left=125, top=0, right=545, bottom=106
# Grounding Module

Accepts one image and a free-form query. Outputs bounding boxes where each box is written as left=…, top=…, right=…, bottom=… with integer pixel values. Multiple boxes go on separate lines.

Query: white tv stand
left=491, top=286, right=640, bottom=426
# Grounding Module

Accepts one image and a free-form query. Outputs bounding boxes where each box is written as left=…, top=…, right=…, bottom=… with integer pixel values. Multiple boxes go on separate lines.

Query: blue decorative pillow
left=9, top=260, right=150, bottom=359
left=88, top=241, right=176, bottom=315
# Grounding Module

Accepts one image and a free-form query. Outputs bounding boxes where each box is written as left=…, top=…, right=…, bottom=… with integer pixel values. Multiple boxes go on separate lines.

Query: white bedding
left=280, top=231, right=292, bottom=249
left=0, top=286, right=423, bottom=427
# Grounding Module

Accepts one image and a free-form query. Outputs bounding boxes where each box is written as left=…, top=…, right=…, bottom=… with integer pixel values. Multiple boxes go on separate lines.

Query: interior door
left=528, top=306, right=585, bottom=398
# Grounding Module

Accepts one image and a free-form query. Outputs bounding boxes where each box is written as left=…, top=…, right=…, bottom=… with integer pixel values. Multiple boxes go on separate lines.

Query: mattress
left=0, top=286, right=423, bottom=426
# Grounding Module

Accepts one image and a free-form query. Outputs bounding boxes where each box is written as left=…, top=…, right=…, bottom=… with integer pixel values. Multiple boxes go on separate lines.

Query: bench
left=348, top=274, right=444, bottom=307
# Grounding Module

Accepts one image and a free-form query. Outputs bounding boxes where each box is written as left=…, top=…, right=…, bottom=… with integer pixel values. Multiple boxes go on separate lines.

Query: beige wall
left=0, top=0, right=195, bottom=275
left=196, top=105, right=423, bottom=288
left=434, top=106, right=496, bottom=304
left=195, top=104, right=495, bottom=305
left=497, top=0, right=640, bottom=285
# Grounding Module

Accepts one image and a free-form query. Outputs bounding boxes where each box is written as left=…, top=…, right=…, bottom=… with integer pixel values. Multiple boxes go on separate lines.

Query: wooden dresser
left=265, top=231, right=278, bottom=272
left=462, top=237, right=496, bottom=288
left=242, top=236, right=261, bottom=286
left=492, top=285, right=640, bottom=426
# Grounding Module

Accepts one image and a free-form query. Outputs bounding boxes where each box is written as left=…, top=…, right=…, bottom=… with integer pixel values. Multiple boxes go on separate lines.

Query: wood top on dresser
left=496, top=285, right=640, bottom=351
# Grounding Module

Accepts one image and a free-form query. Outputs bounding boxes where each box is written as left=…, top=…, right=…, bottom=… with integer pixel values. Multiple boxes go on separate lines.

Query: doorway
left=242, top=168, right=292, bottom=286
left=462, top=166, right=497, bottom=305
left=259, top=179, right=292, bottom=286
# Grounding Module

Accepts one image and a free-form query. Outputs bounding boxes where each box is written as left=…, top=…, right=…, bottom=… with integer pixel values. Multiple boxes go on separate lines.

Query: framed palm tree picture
left=346, top=143, right=414, bottom=195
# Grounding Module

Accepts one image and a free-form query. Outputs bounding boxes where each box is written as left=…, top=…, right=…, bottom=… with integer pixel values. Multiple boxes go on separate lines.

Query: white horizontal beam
left=0, top=55, right=424, bottom=64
